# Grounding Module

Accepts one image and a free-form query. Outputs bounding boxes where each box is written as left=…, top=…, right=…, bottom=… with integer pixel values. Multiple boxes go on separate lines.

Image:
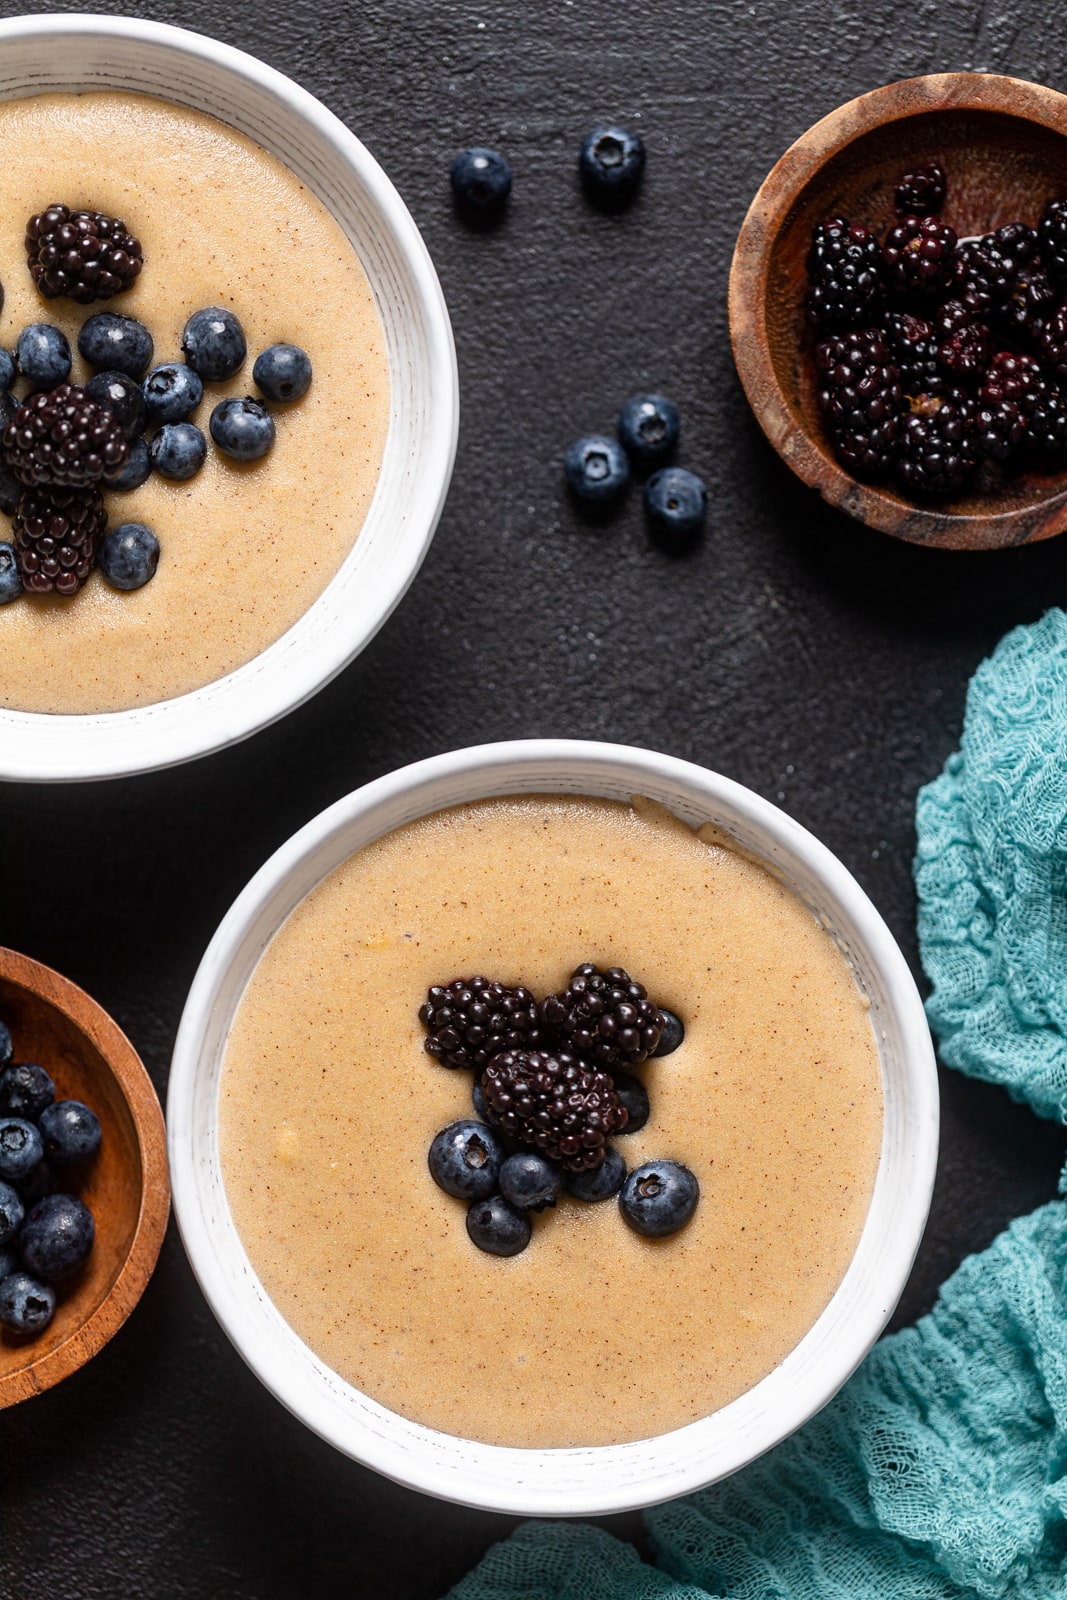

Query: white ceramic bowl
left=168, top=740, right=939, bottom=1515
left=0, top=14, right=457, bottom=782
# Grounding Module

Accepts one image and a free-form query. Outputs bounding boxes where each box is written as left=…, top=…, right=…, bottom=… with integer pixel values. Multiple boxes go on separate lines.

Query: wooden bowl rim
left=729, top=71, right=1067, bottom=550
left=0, top=947, right=170, bottom=1407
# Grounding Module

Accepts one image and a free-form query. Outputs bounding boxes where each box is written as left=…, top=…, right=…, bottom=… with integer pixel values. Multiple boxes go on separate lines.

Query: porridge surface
left=220, top=795, right=883, bottom=1449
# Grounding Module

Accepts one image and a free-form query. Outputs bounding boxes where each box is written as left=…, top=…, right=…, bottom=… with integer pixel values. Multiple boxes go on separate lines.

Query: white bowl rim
left=0, top=12, right=458, bottom=782
left=168, top=739, right=939, bottom=1515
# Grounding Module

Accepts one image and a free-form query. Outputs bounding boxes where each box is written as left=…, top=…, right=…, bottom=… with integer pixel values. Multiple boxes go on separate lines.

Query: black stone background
left=3, top=1, right=1067, bottom=1595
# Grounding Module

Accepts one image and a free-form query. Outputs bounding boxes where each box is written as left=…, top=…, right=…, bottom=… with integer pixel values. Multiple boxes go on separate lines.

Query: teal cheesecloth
left=446, top=609, right=1067, bottom=1600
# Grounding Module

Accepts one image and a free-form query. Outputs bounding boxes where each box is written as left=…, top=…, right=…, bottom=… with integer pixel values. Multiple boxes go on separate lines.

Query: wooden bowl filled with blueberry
left=0, top=948, right=168, bottom=1405
left=729, top=72, right=1067, bottom=550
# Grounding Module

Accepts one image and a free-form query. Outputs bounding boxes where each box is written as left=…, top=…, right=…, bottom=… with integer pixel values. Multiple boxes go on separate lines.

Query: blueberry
left=0, top=1062, right=55, bottom=1121
left=465, top=1194, right=531, bottom=1256
left=38, top=1101, right=102, bottom=1166
left=142, top=362, right=203, bottom=426
left=566, top=1145, right=628, bottom=1202
left=0, top=1179, right=23, bottom=1245
left=78, top=313, right=153, bottom=378
left=209, top=396, right=275, bottom=462
left=0, top=348, right=16, bottom=391
left=472, top=1074, right=488, bottom=1120
left=610, top=1071, right=649, bottom=1133
left=619, top=1160, right=699, bottom=1237
left=0, top=1243, right=19, bottom=1280
left=617, top=394, right=680, bottom=466
left=105, top=435, right=151, bottom=491
left=15, top=323, right=71, bottom=390
left=0, top=545, right=21, bottom=605
left=253, top=344, right=312, bottom=402
left=182, top=307, right=247, bottom=382
left=0, top=1021, right=11, bottom=1067
left=651, top=1008, right=685, bottom=1057
left=564, top=434, right=629, bottom=503
left=98, top=522, right=159, bottom=590
left=499, top=1152, right=564, bottom=1212
left=0, top=1118, right=44, bottom=1183
left=19, top=1193, right=95, bottom=1281
left=644, top=468, right=707, bottom=537
left=579, top=126, right=645, bottom=205
left=85, top=369, right=146, bottom=440
left=0, top=1271, right=56, bottom=1334
left=150, top=421, right=206, bottom=481
left=428, top=1120, right=506, bottom=1200
left=450, top=147, right=512, bottom=213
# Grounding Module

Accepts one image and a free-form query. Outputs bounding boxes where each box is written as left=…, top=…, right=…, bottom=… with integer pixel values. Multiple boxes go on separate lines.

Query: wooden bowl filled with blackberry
left=0, top=949, right=169, bottom=1406
left=729, top=73, right=1067, bottom=550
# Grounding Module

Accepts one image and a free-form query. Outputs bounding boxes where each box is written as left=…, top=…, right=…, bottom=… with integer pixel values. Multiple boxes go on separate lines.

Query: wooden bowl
left=0, top=949, right=169, bottom=1406
left=729, top=73, right=1067, bottom=550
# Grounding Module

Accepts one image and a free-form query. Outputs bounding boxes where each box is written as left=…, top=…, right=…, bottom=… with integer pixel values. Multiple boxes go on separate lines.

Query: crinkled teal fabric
left=915, top=606, right=1067, bottom=1123
left=447, top=1196, right=1067, bottom=1600
left=447, top=610, right=1067, bottom=1600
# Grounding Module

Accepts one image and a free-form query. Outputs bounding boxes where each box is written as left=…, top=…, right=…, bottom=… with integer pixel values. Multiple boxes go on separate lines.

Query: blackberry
left=1039, top=196, right=1067, bottom=289
left=814, top=328, right=900, bottom=478
left=1026, top=385, right=1067, bottom=459
left=937, top=318, right=994, bottom=384
left=884, top=313, right=947, bottom=397
left=894, top=162, right=946, bottom=218
left=975, top=397, right=1026, bottom=461
left=420, top=978, right=540, bottom=1072
left=4, top=384, right=128, bottom=488
left=997, top=261, right=1055, bottom=341
left=481, top=1048, right=628, bottom=1172
left=805, top=217, right=882, bottom=331
left=25, top=204, right=143, bottom=302
left=1037, top=301, right=1067, bottom=379
left=12, top=484, right=107, bottom=595
left=540, top=963, right=665, bottom=1067
left=980, top=352, right=1047, bottom=416
left=881, top=214, right=957, bottom=300
left=896, top=391, right=979, bottom=497
left=954, top=224, right=1038, bottom=315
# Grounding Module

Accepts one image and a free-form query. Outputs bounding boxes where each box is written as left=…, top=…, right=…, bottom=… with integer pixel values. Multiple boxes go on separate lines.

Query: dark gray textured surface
left=2, top=2, right=1067, bottom=1595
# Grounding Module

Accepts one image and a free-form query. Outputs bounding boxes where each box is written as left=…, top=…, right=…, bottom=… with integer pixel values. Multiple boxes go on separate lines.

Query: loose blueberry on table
left=450, top=146, right=512, bottom=214
left=578, top=125, right=646, bottom=205
left=644, top=466, right=708, bottom=536
left=564, top=434, right=630, bottom=503
left=421, top=964, right=698, bottom=1254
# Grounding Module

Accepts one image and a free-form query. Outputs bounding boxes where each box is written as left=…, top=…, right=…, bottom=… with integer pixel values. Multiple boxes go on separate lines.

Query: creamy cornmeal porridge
left=219, top=795, right=883, bottom=1449
left=0, top=92, right=389, bottom=713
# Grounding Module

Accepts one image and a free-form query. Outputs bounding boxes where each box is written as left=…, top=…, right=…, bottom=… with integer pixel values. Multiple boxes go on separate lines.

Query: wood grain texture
left=0, top=948, right=169, bottom=1407
left=730, top=73, right=1067, bottom=550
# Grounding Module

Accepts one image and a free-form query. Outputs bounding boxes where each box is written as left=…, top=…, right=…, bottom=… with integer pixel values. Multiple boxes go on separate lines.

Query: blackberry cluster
left=805, top=165, right=1067, bottom=493
left=538, top=962, right=664, bottom=1067
left=805, top=217, right=882, bottom=331
left=25, top=205, right=143, bottom=303
left=420, top=978, right=540, bottom=1071
left=815, top=328, right=900, bottom=476
left=894, top=162, right=946, bottom=218
left=481, top=1049, right=627, bottom=1171
left=4, top=385, right=128, bottom=489
left=12, top=485, right=107, bottom=595
left=421, top=961, right=695, bottom=1254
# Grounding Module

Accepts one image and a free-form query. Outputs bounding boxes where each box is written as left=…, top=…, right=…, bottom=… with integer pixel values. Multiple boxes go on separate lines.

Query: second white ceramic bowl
left=168, top=740, right=939, bottom=1516
left=0, top=14, right=457, bottom=781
